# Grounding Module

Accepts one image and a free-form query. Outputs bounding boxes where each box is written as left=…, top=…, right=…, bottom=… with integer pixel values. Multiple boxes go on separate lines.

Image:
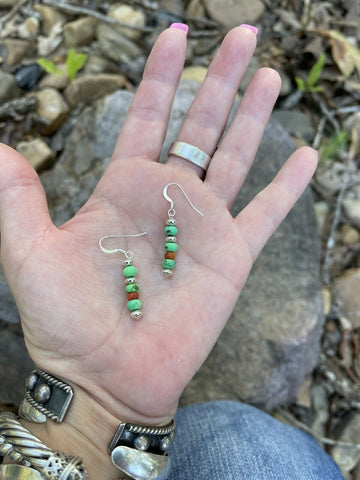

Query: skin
left=0, top=26, right=318, bottom=479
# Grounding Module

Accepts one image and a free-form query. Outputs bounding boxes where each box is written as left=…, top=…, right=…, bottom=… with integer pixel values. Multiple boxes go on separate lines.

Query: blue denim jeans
left=169, top=401, right=344, bottom=479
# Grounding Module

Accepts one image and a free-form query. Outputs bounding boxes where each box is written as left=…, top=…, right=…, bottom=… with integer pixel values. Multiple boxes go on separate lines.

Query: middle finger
left=166, top=25, right=257, bottom=176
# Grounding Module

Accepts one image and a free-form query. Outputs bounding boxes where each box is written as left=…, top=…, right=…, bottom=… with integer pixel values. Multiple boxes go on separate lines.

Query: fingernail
left=170, top=23, right=189, bottom=36
left=240, top=24, right=258, bottom=36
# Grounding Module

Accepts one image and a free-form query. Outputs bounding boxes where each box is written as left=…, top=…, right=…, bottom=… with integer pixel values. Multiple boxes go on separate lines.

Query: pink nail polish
left=240, top=24, right=258, bottom=36
left=170, top=23, right=189, bottom=36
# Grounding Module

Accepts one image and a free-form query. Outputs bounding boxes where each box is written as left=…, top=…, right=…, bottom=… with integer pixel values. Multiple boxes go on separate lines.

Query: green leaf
left=309, top=85, right=324, bottom=93
left=66, top=48, right=88, bottom=81
left=307, top=53, right=326, bottom=87
left=295, top=76, right=306, bottom=91
left=37, top=58, right=64, bottom=75
left=319, top=130, right=348, bottom=162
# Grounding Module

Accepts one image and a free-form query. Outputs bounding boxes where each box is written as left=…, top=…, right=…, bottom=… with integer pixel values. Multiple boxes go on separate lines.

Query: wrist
left=20, top=382, right=174, bottom=480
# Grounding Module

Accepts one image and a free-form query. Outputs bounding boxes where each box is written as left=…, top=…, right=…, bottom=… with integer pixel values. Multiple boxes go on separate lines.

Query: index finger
left=111, top=25, right=188, bottom=163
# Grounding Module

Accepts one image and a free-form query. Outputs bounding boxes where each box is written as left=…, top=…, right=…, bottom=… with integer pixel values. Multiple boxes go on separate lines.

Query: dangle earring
left=162, top=182, right=204, bottom=277
left=99, top=232, right=147, bottom=319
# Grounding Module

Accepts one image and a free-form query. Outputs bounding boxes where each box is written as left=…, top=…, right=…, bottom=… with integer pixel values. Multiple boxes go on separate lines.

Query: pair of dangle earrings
left=99, top=183, right=204, bottom=320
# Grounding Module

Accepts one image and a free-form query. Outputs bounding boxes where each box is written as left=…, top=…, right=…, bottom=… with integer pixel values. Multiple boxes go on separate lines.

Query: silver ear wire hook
left=163, top=183, right=204, bottom=217
left=99, top=232, right=148, bottom=259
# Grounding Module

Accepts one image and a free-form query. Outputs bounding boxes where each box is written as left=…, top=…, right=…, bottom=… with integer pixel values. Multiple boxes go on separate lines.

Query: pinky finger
left=236, top=146, right=318, bottom=261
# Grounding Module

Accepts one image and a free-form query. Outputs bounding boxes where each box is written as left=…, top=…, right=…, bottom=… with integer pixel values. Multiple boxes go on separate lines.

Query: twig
left=312, top=116, right=327, bottom=150
left=313, top=93, right=341, bottom=135
left=0, top=0, right=28, bottom=29
left=321, top=171, right=351, bottom=285
left=42, top=0, right=154, bottom=33
left=277, top=408, right=360, bottom=449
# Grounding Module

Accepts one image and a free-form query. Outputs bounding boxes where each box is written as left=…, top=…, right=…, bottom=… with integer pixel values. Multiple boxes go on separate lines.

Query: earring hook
left=99, top=232, right=147, bottom=259
left=163, top=183, right=204, bottom=217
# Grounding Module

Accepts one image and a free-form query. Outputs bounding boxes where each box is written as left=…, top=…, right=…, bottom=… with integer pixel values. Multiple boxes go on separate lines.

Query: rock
left=37, top=23, right=63, bottom=57
left=0, top=0, right=14, bottom=5
left=341, top=225, right=360, bottom=246
left=64, top=73, right=126, bottom=106
left=96, top=24, right=143, bottom=63
left=16, top=138, right=54, bottom=171
left=84, top=54, right=111, bottom=75
left=186, top=0, right=206, bottom=17
left=333, top=268, right=360, bottom=328
left=0, top=71, right=20, bottom=103
left=34, top=88, right=70, bottom=135
left=331, top=413, right=360, bottom=476
left=272, top=109, right=315, bottom=142
left=343, top=198, right=360, bottom=229
left=63, top=16, right=97, bottom=47
left=0, top=328, right=34, bottom=406
left=181, top=66, right=208, bottom=83
left=159, top=0, right=184, bottom=15
left=314, top=201, right=329, bottom=237
left=14, top=64, right=43, bottom=90
left=33, top=5, right=66, bottom=36
left=108, top=4, right=146, bottom=40
left=314, top=162, right=350, bottom=199
left=204, top=0, right=265, bottom=28
left=39, top=81, right=323, bottom=410
left=239, top=56, right=261, bottom=93
left=322, top=287, right=331, bottom=316
left=39, top=66, right=69, bottom=91
left=18, top=17, right=40, bottom=40
left=0, top=39, right=32, bottom=67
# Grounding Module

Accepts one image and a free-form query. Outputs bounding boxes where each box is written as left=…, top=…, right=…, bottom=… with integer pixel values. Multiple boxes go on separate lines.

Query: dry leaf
left=311, top=29, right=360, bottom=78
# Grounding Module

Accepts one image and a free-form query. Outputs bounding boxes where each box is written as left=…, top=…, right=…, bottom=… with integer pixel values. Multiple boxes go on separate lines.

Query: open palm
left=0, top=26, right=317, bottom=427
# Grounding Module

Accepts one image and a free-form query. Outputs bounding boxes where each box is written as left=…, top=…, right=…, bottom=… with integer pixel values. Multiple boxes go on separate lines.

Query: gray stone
left=33, top=5, right=66, bottom=36
left=63, top=16, right=97, bottom=47
left=0, top=39, right=32, bottom=67
left=331, top=413, right=360, bottom=476
left=96, top=24, right=143, bottom=63
left=0, top=268, right=19, bottom=324
left=16, top=138, right=55, bottom=171
left=204, top=0, right=265, bottom=28
left=343, top=198, right=360, bottom=229
left=0, top=71, right=20, bottom=103
left=64, top=73, right=126, bottom=106
left=0, top=329, right=33, bottom=405
left=34, top=88, right=70, bottom=135
left=272, top=109, right=315, bottom=142
left=38, top=81, right=322, bottom=409
left=108, top=4, right=146, bottom=40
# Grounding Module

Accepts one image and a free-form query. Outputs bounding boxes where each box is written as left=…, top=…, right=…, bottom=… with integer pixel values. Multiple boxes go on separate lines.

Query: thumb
left=0, top=143, right=53, bottom=273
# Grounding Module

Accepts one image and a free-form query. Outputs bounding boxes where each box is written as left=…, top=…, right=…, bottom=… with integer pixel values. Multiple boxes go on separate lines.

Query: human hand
left=0, top=25, right=317, bottom=478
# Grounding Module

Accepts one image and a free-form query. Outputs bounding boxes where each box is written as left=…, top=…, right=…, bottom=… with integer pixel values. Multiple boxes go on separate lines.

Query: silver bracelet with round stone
left=109, top=420, right=176, bottom=480
left=19, top=368, right=73, bottom=423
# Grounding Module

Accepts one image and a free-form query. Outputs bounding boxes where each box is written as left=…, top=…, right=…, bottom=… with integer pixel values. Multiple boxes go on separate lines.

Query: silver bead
left=134, top=435, right=150, bottom=451
left=34, top=383, right=51, bottom=403
left=167, top=219, right=176, bottom=226
left=162, top=269, right=173, bottom=277
left=130, top=310, right=143, bottom=320
left=160, top=436, right=171, bottom=451
left=124, top=259, right=133, bottom=266
left=166, top=236, right=176, bottom=243
left=26, top=373, right=38, bottom=391
left=125, top=277, right=136, bottom=284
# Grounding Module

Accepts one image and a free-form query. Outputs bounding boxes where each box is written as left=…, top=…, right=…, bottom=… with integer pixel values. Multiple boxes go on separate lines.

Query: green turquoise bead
left=123, top=265, right=137, bottom=278
left=127, top=299, right=142, bottom=311
left=165, top=242, right=178, bottom=252
left=164, top=225, right=178, bottom=236
left=125, top=283, right=140, bottom=293
left=162, top=259, right=176, bottom=269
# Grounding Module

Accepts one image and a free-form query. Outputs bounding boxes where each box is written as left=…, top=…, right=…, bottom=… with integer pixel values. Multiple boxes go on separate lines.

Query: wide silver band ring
left=168, top=142, right=211, bottom=171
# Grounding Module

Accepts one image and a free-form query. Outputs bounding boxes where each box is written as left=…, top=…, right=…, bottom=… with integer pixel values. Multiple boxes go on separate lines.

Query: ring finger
left=166, top=25, right=257, bottom=177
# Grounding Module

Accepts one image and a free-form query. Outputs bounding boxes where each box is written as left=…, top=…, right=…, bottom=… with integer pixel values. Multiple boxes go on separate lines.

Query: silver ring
left=168, top=142, right=211, bottom=171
